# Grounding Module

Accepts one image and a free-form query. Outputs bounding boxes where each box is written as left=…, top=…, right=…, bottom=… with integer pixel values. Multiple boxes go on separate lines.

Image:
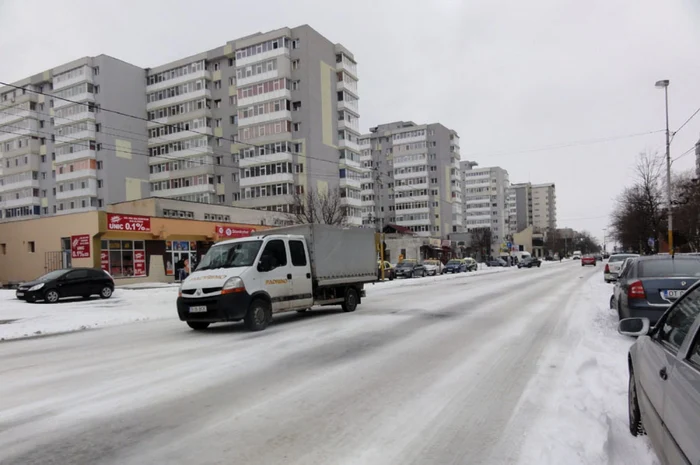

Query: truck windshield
left=196, top=240, right=263, bottom=270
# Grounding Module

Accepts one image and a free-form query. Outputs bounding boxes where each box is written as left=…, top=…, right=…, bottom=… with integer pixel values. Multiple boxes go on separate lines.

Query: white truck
left=176, top=224, right=378, bottom=331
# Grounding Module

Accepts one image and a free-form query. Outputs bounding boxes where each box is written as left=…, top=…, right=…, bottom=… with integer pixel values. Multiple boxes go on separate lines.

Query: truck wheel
left=187, top=321, right=210, bottom=330
left=342, top=288, right=359, bottom=312
left=245, top=299, right=271, bottom=331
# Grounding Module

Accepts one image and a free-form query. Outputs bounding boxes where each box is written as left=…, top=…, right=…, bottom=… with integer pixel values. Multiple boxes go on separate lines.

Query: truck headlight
left=221, top=277, right=245, bottom=295
left=28, top=283, right=44, bottom=291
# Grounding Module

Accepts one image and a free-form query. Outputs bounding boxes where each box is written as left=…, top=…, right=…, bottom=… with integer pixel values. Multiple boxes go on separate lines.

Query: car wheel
left=99, top=286, right=113, bottom=299
left=421, top=270, right=426, bottom=278
left=245, top=299, right=272, bottom=331
left=628, top=369, right=646, bottom=436
left=44, top=289, right=60, bottom=303
left=187, top=321, right=210, bottom=330
left=342, top=287, right=359, bottom=312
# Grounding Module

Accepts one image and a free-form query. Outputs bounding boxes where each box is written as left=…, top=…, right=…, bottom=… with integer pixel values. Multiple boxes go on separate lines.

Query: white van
left=176, top=224, right=377, bottom=331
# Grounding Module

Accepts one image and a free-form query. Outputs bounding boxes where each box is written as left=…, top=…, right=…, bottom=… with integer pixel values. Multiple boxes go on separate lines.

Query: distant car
left=422, top=259, right=443, bottom=276
left=443, top=259, right=467, bottom=273
left=603, top=252, right=610, bottom=259
left=15, top=268, right=115, bottom=303
left=619, top=280, right=700, bottom=464
left=377, top=261, right=395, bottom=280
left=605, top=253, right=640, bottom=282
left=572, top=251, right=582, bottom=260
left=394, top=260, right=426, bottom=278
left=594, top=254, right=603, bottom=262
left=581, top=255, right=597, bottom=267
left=517, top=257, right=542, bottom=268
left=611, top=255, right=700, bottom=324
left=487, top=258, right=508, bottom=267
left=464, top=257, right=478, bottom=271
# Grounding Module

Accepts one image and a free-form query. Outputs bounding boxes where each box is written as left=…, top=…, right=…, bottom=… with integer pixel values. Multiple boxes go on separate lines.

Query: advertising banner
left=70, top=235, right=91, bottom=258
left=107, top=214, right=151, bottom=232
left=215, top=225, right=257, bottom=239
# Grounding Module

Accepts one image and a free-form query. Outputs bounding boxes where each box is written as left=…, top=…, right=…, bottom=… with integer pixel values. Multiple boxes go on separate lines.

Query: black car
left=610, top=255, right=700, bottom=325
left=16, top=268, right=115, bottom=303
left=394, top=261, right=426, bottom=278
left=517, top=257, right=542, bottom=268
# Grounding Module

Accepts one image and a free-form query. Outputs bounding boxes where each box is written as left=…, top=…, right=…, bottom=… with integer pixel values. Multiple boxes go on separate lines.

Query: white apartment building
left=511, top=182, right=557, bottom=232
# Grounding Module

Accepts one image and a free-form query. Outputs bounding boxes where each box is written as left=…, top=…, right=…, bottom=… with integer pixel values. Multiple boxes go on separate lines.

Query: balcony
left=55, top=129, right=96, bottom=144
left=146, top=88, right=211, bottom=111
left=239, top=151, right=293, bottom=168
left=53, top=72, right=93, bottom=91
left=396, top=218, right=431, bottom=227
left=148, top=127, right=213, bottom=145
left=238, top=110, right=292, bottom=127
left=395, top=183, right=428, bottom=192
left=337, top=99, right=359, bottom=115
left=146, top=69, right=211, bottom=93
left=336, top=60, right=358, bottom=79
left=0, top=178, right=40, bottom=193
left=0, top=108, right=34, bottom=125
left=56, top=149, right=96, bottom=164
left=56, top=185, right=97, bottom=200
left=236, top=46, right=290, bottom=68
left=339, top=157, right=362, bottom=170
left=239, top=172, right=294, bottom=188
left=394, top=158, right=427, bottom=169
left=397, top=207, right=430, bottom=216
left=53, top=92, right=95, bottom=110
left=237, top=69, right=280, bottom=88
left=53, top=111, right=96, bottom=128
left=338, top=138, right=360, bottom=152
left=148, top=147, right=214, bottom=165
left=340, top=196, right=362, bottom=207
left=336, top=80, right=358, bottom=97
left=56, top=168, right=97, bottom=183
left=396, top=194, right=429, bottom=203
left=0, top=196, right=40, bottom=209
left=0, top=119, right=38, bottom=143
left=149, top=164, right=214, bottom=182
left=238, top=89, right=291, bottom=107
left=339, top=177, right=361, bottom=190
left=394, top=171, right=427, bottom=181
left=55, top=205, right=97, bottom=215
left=155, top=183, right=216, bottom=198
left=338, top=118, right=360, bottom=133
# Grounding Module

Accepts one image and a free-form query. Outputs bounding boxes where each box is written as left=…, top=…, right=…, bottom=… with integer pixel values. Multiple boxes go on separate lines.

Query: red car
left=581, top=255, right=597, bottom=267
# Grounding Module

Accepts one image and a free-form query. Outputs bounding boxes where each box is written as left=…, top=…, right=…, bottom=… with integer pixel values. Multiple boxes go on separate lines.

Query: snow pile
left=0, top=288, right=177, bottom=341
left=514, top=272, right=659, bottom=465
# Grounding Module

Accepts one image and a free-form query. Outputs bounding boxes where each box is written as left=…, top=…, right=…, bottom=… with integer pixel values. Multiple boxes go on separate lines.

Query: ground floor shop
left=0, top=211, right=270, bottom=285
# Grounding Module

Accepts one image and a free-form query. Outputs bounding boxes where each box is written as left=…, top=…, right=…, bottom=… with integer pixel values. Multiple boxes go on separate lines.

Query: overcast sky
left=2, top=0, right=699, bottom=243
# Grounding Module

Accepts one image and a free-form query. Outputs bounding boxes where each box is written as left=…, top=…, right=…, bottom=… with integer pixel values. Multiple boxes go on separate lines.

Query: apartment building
left=0, top=56, right=149, bottom=222
left=359, top=121, right=462, bottom=237
left=510, top=182, right=557, bottom=232
left=1, top=25, right=364, bottom=225
left=460, top=162, right=512, bottom=246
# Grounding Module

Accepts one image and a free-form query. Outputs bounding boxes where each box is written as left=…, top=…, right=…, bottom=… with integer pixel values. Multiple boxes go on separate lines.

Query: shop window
left=101, top=240, right=146, bottom=277
left=165, top=240, right=198, bottom=279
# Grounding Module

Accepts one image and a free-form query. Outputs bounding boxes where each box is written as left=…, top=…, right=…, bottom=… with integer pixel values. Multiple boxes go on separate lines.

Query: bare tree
left=289, top=186, right=348, bottom=226
left=471, top=228, right=493, bottom=259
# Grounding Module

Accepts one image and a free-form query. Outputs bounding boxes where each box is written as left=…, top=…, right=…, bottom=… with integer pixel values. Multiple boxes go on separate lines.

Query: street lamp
left=602, top=227, right=607, bottom=254
left=655, top=79, right=673, bottom=255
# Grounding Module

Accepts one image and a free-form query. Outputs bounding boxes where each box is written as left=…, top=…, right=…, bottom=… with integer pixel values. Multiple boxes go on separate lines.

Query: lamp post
left=602, top=227, right=607, bottom=254
left=655, top=79, right=673, bottom=255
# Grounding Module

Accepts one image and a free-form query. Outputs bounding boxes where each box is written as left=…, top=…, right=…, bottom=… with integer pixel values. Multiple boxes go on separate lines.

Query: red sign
left=215, top=225, right=257, bottom=239
left=100, top=251, right=109, bottom=272
left=133, top=260, right=146, bottom=277
left=71, top=235, right=91, bottom=258
left=107, top=214, right=151, bottom=232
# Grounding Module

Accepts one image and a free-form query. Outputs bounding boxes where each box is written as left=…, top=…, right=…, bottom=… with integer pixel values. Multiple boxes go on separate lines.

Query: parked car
left=581, top=255, right=597, bottom=267
left=594, top=254, right=603, bottom=262
left=605, top=253, right=641, bottom=282
left=422, top=259, right=443, bottom=276
left=618, top=280, right=700, bottom=464
left=610, top=257, right=638, bottom=310
left=443, top=259, right=467, bottom=273
left=611, top=255, right=700, bottom=325
left=464, top=257, right=478, bottom=271
left=487, top=258, right=508, bottom=267
left=394, top=260, right=426, bottom=278
left=517, top=257, right=542, bottom=268
left=15, top=268, right=114, bottom=303
left=377, top=261, right=395, bottom=280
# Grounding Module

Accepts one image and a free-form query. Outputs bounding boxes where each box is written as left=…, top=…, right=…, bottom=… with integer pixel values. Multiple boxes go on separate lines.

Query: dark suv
left=16, top=268, right=115, bottom=303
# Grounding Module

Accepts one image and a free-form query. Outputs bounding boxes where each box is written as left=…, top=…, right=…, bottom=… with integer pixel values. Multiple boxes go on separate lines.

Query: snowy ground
left=0, top=261, right=660, bottom=465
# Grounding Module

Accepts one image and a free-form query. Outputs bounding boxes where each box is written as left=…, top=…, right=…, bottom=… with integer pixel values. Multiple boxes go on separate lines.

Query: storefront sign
left=107, top=214, right=151, bottom=232
left=441, top=240, right=452, bottom=248
left=429, top=238, right=441, bottom=247
left=100, top=251, right=109, bottom=272
left=70, top=235, right=91, bottom=258
left=133, top=249, right=146, bottom=277
left=215, top=225, right=257, bottom=239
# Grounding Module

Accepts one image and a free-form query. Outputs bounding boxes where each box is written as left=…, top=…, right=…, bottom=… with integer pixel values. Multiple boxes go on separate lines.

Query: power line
left=672, top=145, right=697, bottom=163
left=673, top=105, right=700, bottom=137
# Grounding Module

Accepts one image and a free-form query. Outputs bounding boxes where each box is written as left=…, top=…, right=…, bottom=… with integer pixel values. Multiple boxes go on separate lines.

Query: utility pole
left=375, top=168, right=385, bottom=280
left=656, top=79, right=673, bottom=256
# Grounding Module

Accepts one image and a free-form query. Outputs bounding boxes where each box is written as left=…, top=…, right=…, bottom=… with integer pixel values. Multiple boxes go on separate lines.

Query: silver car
left=619, top=280, right=700, bottom=464
left=605, top=253, right=640, bottom=283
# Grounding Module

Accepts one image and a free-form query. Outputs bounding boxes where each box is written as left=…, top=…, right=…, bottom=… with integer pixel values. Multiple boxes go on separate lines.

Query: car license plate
left=662, top=290, right=684, bottom=299
left=189, top=305, right=207, bottom=313
left=16, top=292, right=24, bottom=296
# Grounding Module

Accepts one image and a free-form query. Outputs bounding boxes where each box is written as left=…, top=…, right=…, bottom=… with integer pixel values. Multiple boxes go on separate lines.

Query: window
left=289, top=240, right=306, bottom=266
left=28, top=241, right=35, bottom=253
left=292, top=59, right=300, bottom=70
left=260, top=240, right=287, bottom=269
left=292, top=101, right=301, bottom=111
left=214, top=80, right=222, bottom=89
left=292, top=39, right=300, bottom=49
left=101, top=239, right=146, bottom=277
left=0, top=243, right=5, bottom=254
left=658, top=286, right=700, bottom=353
left=66, top=269, right=89, bottom=280
left=215, top=99, right=221, bottom=108
left=97, top=161, right=103, bottom=169
left=228, top=58, right=234, bottom=67
left=97, top=179, right=103, bottom=188
left=293, top=122, right=301, bottom=131
left=213, top=63, right=220, bottom=71
left=292, top=80, right=300, bottom=91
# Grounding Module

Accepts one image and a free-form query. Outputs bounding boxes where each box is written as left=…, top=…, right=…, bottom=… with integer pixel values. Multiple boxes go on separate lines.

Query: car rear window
left=609, top=255, right=637, bottom=262
left=638, top=259, right=700, bottom=278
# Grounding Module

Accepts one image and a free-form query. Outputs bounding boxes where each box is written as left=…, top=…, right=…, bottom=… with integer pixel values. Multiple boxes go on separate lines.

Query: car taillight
left=628, top=280, right=646, bottom=299
left=604, top=264, right=610, bottom=273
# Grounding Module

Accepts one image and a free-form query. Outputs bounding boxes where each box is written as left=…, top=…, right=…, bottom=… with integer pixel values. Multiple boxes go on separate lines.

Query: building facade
left=0, top=55, right=149, bottom=222
left=1, top=25, right=363, bottom=225
left=460, top=162, right=513, bottom=251
left=510, top=182, right=557, bottom=233
left=359, top=121, right=462, bottom=238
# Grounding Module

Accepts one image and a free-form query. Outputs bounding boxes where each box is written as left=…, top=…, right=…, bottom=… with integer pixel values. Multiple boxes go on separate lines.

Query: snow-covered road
left=0, top=262, right=659, bottom=465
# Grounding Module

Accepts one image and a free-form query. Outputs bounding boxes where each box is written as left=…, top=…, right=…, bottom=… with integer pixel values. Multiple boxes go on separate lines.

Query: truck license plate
left=663, top=290, right=684, bottom=299
left=189, top=306, right=207, bottom=313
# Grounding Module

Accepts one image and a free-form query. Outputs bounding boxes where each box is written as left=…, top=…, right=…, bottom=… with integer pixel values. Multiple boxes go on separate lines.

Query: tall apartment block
left=0, top=56, right=148, bottom=221
left=146, top=25, right=364, bottom=225
left=0, top=25, right=363, bottom=225
left=359, top=121, right=462, bottom=237
left=460, top=162, right=513, bottom=246
left=510, top=182, right=557, bottom=233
